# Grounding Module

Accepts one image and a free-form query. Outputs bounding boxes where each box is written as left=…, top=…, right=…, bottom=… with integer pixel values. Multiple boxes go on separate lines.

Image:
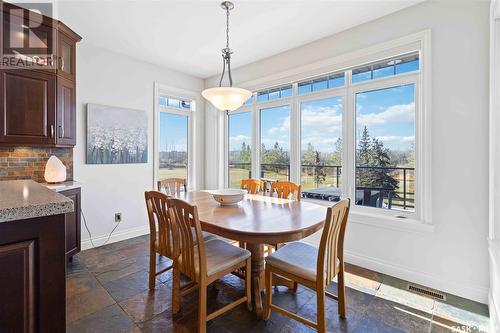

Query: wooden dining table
left=178, top=190, right=327, bottom=319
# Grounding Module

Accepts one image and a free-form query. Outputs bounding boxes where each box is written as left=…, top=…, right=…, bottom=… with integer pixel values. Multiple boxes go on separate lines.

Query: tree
left=327, top=138, right=342, bottom=166
left=370, top=138, right=399, bottom=190
left=261, top=142, right=289, bottom=178
left=303, top=143, right=327, bottom=188
left=239, top=142, right=251, bottom=164
left=355, top=126, right=398, bottom=191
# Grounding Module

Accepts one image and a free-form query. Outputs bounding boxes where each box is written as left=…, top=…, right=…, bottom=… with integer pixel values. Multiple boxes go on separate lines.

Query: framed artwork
left=86, top=103, right=148, bottom=164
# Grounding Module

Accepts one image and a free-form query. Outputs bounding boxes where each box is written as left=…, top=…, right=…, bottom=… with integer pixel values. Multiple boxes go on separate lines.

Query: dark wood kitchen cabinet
left=0, top=2, right=81, bottom=147
left=60, top=187, right=81, bottom=260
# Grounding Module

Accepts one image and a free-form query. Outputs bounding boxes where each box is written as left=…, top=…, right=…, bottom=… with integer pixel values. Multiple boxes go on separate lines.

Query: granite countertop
left=0, top=180, right=74, bottom=223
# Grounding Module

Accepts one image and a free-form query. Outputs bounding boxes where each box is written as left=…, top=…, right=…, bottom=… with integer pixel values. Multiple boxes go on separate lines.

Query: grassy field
left=159, top=167, right=187, bottom=180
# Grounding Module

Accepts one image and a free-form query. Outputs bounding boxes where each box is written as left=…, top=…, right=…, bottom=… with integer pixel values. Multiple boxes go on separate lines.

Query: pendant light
left=202, top=1, right=252, bottom=112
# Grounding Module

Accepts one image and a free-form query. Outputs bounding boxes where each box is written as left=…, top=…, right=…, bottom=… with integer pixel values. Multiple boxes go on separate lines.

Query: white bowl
left=209, top=189, right=247, bottom=206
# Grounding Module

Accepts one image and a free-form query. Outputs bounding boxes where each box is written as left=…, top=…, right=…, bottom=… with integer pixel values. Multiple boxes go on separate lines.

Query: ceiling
left=57, top=0, right=423, bottom=79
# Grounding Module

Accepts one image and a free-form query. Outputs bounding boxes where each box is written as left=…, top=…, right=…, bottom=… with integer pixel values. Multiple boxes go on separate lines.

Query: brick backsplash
left=0, top=147, right=73, bottom=182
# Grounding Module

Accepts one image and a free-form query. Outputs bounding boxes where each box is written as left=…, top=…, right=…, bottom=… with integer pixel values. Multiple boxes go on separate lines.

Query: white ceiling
left=57, top=0, right=423, bottom=79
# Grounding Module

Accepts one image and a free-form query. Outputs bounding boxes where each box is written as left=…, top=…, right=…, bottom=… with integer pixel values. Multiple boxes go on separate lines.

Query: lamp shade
left=44, top=155, right=67, bottom=183
left=202, top=87, right=252, bottom=112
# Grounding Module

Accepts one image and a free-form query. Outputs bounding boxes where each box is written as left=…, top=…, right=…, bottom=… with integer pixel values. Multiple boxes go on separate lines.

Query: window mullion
left=343, top=70, right=355, bottom=201
left=290, top=83, right=300, bottom=183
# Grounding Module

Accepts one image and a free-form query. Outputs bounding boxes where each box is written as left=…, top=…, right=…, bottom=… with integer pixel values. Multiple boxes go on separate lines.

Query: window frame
left=223, top=30, right=432, bottom=228
left=154, top=83, right=197, bottom=190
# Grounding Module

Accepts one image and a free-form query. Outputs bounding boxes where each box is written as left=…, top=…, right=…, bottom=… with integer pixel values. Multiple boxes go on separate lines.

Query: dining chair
left=168, top=198, right=252, bottom=333
left=264, top=199, right=351, bottom=333
left=270, top=180, right=302, bottom=201
left=144, top=191, right=215, bottom=290
left=157, top=178, right=187, bottom=196
left=268, top=181, right=302, bottom=253
left=240, top=178, right=267, bottom=194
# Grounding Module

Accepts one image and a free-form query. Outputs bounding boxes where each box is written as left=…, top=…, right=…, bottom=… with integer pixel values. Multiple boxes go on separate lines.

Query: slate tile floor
left=66, top=235, right=490, bottom=333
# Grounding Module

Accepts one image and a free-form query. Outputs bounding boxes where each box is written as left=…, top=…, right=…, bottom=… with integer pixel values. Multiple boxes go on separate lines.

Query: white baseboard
left=80, top=225, right=150, bottom=251
left=344, top=250, right=489, bottom=304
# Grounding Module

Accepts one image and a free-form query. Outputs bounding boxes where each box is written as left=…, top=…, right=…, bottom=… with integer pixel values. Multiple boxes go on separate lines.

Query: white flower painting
left=86, top=104, right=148, bottom=164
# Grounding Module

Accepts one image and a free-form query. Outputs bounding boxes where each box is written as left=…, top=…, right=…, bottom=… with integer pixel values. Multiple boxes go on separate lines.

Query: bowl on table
left=208, top=189, right=247, bottom=206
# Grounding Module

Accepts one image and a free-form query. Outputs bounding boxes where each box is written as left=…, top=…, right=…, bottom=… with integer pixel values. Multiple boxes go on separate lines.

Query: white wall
left=205, top=0, right=490, bottom=303
left=74, top=43, right=205, bottom=247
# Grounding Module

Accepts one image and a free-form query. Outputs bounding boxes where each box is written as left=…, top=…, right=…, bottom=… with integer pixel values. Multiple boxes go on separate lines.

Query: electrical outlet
left=115, top=213, right=122, bottom=223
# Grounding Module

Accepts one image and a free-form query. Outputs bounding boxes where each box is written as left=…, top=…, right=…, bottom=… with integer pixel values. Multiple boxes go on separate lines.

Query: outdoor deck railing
left=228, top=162, right=415, bottom=210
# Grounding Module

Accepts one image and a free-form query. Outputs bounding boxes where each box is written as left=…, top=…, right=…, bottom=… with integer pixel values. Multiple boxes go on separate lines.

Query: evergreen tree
left=239, top=142, right=251, bottom=164
left=303, top=143, right=327, bottom=188
left=327, top=138, right=342, bottom=166
left=370, top=138, right=398, bottom=190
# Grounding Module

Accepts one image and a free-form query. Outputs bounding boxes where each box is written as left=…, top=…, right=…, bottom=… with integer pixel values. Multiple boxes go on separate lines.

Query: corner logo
left=1, top=2, right=56, bottom=69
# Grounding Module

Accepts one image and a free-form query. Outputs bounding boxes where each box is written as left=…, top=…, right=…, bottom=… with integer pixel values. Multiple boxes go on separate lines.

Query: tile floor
left=66, top=235, right=490, bottom=333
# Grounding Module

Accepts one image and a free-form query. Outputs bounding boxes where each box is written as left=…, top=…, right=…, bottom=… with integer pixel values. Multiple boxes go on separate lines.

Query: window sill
left=303, top=198, right=434, bottom=234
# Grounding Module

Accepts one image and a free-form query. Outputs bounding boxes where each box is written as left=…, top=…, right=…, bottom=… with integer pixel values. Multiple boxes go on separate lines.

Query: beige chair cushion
left=181, top=239, right=251, bottom=277
left=265, top=242, right=339, bottom=282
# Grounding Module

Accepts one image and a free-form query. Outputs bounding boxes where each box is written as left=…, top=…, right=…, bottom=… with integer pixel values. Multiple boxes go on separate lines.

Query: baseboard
left=489, top=292, right=500, bottom=333
left=80, top=225, right=150, bottom=251
left=344, top=250, right=489, bottom=304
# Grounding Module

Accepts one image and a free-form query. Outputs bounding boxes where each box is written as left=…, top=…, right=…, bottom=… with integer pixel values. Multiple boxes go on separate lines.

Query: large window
left=225, top=43, right=427, bottom=221
left=156, top=88, right=195, bottom=187
left=300, top=97, right=343, bottom=200
left=228, top=111, right=252, bottom=188
left=355, top=84, right=415, bottom=211
left=260, top=105, right=291, bottom=181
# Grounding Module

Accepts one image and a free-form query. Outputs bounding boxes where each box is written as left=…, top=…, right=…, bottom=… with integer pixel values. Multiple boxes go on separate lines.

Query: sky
left=161, top=83, right=416, bottom=156
left=159, top=112, right=188, bottom=152
left=227, top=83, right=415, bottom=155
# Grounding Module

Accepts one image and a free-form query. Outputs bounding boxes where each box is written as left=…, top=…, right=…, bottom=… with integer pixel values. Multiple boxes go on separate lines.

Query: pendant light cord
left=219, top=3, right=233, bottom=88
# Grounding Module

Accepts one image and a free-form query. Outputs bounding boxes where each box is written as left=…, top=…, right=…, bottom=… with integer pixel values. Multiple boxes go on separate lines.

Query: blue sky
left=163, top=83, right=415, bottom=156
left=159, top=112, right=188, bottom=152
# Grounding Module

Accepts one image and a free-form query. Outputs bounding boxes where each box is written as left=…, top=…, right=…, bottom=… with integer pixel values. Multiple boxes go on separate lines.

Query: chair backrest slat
left=145, top=191, right=175, bottom=259
left=316, top=199, right=350, bottom=285
left=168, top=198, right=206, bottom=281
left=158, top=178, right=187, bottom=196
left=270, top=181, right=301, bottom=201
left=240, top=178, right=266, bottom=194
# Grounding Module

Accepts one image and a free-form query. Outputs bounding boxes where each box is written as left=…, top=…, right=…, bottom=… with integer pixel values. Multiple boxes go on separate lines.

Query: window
left=260, top=105, right=291, bottom=181
left=352, top=53, right=419, bottom=84
left=228, top=111, right=252, bottom=188
left=225, top=41, right=428, bottom=222
left=298, top=73, right=345, bottom=94
left=355, top=84, right=415, bottom=211
left=155, top=84, right=196, bottom=189
left=159, top=113, right=188, bottom=180
left=300, top=97, right=343, bottom=200
left=257, top=85, right=292, bottom=102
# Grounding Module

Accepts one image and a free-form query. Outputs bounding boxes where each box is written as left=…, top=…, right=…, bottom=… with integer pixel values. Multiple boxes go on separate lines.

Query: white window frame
left=223, top=30, right=432, bottom=230
left=154, top=82, right=198, bottom=190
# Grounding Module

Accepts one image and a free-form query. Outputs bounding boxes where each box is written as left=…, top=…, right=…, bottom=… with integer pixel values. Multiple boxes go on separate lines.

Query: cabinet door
left=0, top=241, right=35, bottom=333
left=0, top=70, right=56, bottom=145
left=57, top=31, right=76, bottom=81
left=56, top=77, right=76, bottom=146
left=61, top=188, right=81, bottom=260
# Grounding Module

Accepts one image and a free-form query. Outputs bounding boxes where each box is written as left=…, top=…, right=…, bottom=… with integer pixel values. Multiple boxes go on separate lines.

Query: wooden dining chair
left=144, top=191, right=215, bottom=290
left=270, top=181, right=301, bottom=201
left=240, top=178, right=267, bottom=194
left=264, top=199, right=351, bottom=333
left=157, top=178, right=187, bottom=196
left=168, top=198, right=252, bottom=333
left=268, top=181, right=302, bottom=253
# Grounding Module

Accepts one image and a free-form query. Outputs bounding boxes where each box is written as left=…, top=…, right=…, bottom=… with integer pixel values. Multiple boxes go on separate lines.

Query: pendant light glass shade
left=202, top=86, right=252, bottom=112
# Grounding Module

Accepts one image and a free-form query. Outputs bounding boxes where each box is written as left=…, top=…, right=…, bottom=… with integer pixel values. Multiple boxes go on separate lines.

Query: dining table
left=178, top=190, right=327, bottom=319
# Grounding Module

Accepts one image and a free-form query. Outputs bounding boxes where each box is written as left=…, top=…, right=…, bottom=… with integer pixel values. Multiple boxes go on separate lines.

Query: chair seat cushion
left=265, top=242, right=339, bottom=282
left=180, top=239, right=251, bottom=278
